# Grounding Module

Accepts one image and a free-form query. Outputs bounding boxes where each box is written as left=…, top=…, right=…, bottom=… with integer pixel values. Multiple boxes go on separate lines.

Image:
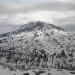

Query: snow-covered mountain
left=0, top=21, right=75, bottom=70
left=0, top=21, right=64, bottom=37
left=0, top=21, right=66, bottom=53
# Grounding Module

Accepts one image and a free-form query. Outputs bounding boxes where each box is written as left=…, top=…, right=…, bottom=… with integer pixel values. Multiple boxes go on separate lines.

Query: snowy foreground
left=0, top=66, right=75, bottom=75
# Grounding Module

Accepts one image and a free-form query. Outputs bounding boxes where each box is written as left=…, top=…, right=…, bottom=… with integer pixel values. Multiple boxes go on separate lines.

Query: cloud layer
left=0, top=0, right=75, bottom=33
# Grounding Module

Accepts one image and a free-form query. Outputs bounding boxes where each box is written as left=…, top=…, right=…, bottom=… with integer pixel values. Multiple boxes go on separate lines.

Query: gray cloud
left=0, top=0, right=75, bottom=33
left=54, top=16, right=75, bottom=32
left=0, top=0, right=75, bottom=14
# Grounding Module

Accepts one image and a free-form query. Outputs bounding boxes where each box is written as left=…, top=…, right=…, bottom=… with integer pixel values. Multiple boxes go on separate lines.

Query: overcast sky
left=0, top=0, right=75, bottom=33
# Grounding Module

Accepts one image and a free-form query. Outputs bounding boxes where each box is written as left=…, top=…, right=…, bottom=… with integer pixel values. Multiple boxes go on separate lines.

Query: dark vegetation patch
left=23, top=73, right=29, bottom=75
left=33, top=70, right=46, bottom=75
left=70, top=72, right=75, bottom=74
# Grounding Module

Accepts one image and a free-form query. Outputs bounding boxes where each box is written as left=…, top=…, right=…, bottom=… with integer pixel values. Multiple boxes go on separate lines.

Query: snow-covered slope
left=0, top=21, right=66, bottom=52
left=0, top=21, right=75, bottom=70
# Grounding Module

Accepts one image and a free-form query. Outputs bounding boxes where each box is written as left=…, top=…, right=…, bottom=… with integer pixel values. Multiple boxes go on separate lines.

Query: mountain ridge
left=0, top=21, right=64, bottom=37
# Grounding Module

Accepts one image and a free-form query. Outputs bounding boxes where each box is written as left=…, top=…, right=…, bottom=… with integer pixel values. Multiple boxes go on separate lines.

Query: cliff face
left=0, top=21, right=75, bottom=70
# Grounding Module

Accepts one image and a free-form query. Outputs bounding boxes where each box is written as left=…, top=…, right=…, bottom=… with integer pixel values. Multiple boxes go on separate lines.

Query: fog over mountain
left=0, top=0, right=75, bottom=33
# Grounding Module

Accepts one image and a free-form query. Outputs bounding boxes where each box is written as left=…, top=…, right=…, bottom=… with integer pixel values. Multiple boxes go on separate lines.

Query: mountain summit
left=15, top=21, right=64, bottom=33
left=0, top=21, right=64, bottom=37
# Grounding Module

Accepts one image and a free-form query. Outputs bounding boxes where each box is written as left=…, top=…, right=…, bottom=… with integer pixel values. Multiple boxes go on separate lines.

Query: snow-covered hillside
left=0, top=21, right=75, bottom=74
